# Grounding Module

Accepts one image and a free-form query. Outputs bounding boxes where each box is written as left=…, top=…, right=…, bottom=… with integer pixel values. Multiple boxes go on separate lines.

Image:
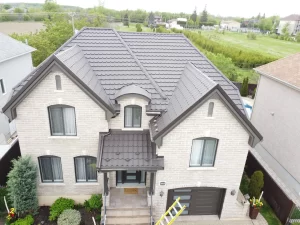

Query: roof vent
left=125, top=158, right=131, bottom=162
left=155, top=129, right=158, bottom=132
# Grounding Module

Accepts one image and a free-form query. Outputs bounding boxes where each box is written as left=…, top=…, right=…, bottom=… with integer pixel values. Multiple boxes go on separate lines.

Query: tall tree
left=200, top=5, right=208, bottom=23
left=148, top=12, right=155, bottom=26
left=43, top=0, right=61, bottom=12
left=256, top=13, right=261, bottom=20
left=123, top=13, right=129, bottom=27
left=191, top=7, right=197, bottom=24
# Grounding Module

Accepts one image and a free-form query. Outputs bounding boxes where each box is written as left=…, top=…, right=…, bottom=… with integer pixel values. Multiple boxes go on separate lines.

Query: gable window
left=124, top=105, right=142, bottom=128
left=0, top=79, right=5, bottom=94
left=190, top=138, right=218, bottom=167
left=55, top=75, right=62, bottom=90
left=208, top=102, right=214, bottom=117
left=74, top=156, right=97, bottom=182
left=48, top=105, right=76, bottom=136
left=38, top=156, right=63, bottom=182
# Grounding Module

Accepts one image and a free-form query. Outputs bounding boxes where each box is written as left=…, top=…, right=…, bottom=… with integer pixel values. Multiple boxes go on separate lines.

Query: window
left=55, top=75, right=62, bottom=90
left=74, top=156, right=97, bottom=182
left=189, top=138, right=218, bottom=167
left=0, top=79, right=5, bottom=94
left=38, top=156, right=63, bottom=182
left=48, top=105, right=76, bottom=136
left=208, top=102, right=214, bottom=117
left=124, top=105, right=142, bottom=128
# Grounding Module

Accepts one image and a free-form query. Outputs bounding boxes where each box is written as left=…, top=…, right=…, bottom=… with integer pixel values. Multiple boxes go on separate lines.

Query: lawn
left=260, top=199, right=282, bottom=225
left=115, top=23, right=152, bottom=32
left=200, top=30, right=300, bottom=58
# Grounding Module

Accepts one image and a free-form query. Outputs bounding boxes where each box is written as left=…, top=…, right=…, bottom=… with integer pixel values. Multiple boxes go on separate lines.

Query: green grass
left=260, top=199, right=282, bottom=225
left=200, top=30, right=300, bottom=58
left=115, top=24, right=152, bottom=32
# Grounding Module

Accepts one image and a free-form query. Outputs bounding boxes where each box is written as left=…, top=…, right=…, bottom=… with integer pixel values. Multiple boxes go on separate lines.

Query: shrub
left=57, top=209, right=81, bottom=225
left=88, top=194, right=102, bottom=210
left=239, top=173, right=250, bottom=194
left=0, top=187, right=9, bottom=212
left=11, top=215, right=34, bottom=225
left=291, top=207, right=300, bottom=219
left=136, top=23, right=142, bottom=32
left=247, top=32, right=257, bottom=40
left=249, top=171, right=264, bottom=198
left=23, top=14, right=31, bottom=21
left=240, top=77, right=249, bottom=97
left=7, top=156, right=38, bottom=216
left=49, top=197, right=75, bottom=221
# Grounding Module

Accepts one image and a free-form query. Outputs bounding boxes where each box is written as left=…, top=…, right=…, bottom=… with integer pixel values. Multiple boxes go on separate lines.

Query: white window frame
left=0, top=79, right=6, bottom=95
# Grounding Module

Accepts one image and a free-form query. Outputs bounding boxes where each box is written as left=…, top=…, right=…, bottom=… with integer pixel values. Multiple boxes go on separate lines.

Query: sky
left=3, top=0, right=300, bottom=17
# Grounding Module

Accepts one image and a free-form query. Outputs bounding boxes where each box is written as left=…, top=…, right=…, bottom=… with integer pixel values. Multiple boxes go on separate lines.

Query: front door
left=116, top=170, right=146, bottom=185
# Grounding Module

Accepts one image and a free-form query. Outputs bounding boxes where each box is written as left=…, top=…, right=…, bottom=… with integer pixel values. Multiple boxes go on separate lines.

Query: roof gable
left=0, top=32, right=36, bottom=63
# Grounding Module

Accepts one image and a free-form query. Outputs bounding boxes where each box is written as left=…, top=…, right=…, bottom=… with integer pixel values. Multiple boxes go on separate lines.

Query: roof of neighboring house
left=255, top=53, right=300, bottom=89
left=281, top=14, right=300, bottom=21
left=0, top=32, right=36, bottom=63
left=97, top=130, right=164, bottom=171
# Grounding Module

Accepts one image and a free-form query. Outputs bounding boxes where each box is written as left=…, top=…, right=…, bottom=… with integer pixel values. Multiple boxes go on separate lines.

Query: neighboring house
left=2, top=28, right=262, bottom=223
left=154, top=15, right=162, bottom=23
left=278, top=14, right=300, bottom=35
left=220, top=20, right=241, bottom=31
left=168, top=18, right=187, bottom=30
left=251, top=53, right=300, bottom=222
left=149, top=15, right=163, bottom=27
left=0, top=32, right=35, bottom=157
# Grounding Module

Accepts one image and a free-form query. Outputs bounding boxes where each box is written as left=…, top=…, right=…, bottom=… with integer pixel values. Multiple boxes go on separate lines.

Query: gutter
left=97, top=131, right=111, bottom=171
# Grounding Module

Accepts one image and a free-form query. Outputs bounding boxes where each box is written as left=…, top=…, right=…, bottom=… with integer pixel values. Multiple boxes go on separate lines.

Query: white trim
left=187, top=167, right=217, bottom=171
left=121, top=128, right=144, bottom=131
left=74, top=182, right=100, bottom=186
left=0, top=50, right=36, bottom=64
left=48, top=136, right=80, bottom=139
left=39, top=183, right=66, bottom=186
left=146, top=111, right=161, bottom=115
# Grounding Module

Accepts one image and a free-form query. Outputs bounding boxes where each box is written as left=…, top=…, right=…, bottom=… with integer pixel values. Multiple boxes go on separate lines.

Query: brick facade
left=15, top=67, right=250, bottom=218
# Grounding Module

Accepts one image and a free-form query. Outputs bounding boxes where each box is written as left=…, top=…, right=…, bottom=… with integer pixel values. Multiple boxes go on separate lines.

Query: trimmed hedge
left=57, top=209, right=81, bottom=225
left=49, top=197, right=75, bottom=221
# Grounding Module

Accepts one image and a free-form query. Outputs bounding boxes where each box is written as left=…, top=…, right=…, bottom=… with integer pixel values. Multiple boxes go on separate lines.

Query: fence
left=289, top=206, right=300, bottom=224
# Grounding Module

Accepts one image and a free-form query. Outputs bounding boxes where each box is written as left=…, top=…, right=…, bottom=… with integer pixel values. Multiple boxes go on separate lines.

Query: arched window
left=189, top=138, right=218, bottom=167
left=208, top=102, right=214, bottom=117
left=55, top=75, right=62, bottom=90
left=48, top=105, right=76, bottom=136
left=124, top=105, right=142, bottom=128
left=74, top=156, right=97, bottom=182
left=38, top=156, right=63, bottom=183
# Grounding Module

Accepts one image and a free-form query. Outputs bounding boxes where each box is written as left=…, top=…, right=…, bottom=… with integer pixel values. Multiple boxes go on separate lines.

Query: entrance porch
left=109, top=187, right=148, bottom=208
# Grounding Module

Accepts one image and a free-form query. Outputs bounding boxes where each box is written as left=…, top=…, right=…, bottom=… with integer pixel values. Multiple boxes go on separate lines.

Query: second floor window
left=48, top=105, right=76, bottom=136
left=55, top=75, right=62, bottom=90
left=190, top=138, right=218, bottom=167
left=0, top=79, right=5, bottom=94
left=124, top=105, right=142, bottom=128
left=74, top=156, right=97, bottom=182
left=38, top=156, right=63, bottom=183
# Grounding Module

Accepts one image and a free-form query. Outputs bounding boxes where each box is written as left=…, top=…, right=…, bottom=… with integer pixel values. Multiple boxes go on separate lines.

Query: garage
left=167, top=187, right=226, bottom=216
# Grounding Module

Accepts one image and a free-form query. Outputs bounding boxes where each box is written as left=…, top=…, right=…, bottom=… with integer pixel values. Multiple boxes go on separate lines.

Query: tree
left=256, top=13, right=261, bottom=20
left=14, top=8, right=23, bottom=13
left=282, top=22, right=290, bottom=37
left=148, top=12, right=155, bottom=26
left=191, top=8, right=197, bottom=24
left=43, top=0, right=61, bottom=12
left=296, top=32, right=300, bottom=43
left=3, top=4, right=11, bottom=10
left=249, top=171, right=264, bottom=198
left=200, top=5, right=208, bottom=23
left=123, top=13, right=129, bottom=27
left=240, top=77, right=249, bottom=96
left=7, top=156, right=38, bottom=216
left=136, top=23, right=142, bottom=32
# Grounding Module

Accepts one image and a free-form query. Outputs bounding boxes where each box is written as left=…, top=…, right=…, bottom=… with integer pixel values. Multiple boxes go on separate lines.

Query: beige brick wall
left=152, top=96, right=250, bottom=219
left=16, top=68, right=108, bottom=205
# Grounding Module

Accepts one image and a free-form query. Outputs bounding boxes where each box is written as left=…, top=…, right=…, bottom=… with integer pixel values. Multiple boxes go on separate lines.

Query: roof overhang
left=115, top=84, right=152, bottom=100
left=151, top=85, right=262, bottom=148
left=2, top=56, right=115, bottom=120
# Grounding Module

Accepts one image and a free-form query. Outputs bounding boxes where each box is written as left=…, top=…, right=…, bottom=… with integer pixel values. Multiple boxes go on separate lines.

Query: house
left=220, top=20, right=241, bottom=31
left=250, top=53, right=300, bottom=223
left=2, top=28, right=262, bottom=223
left=168, top=18, right=187, bottom=30
left=148, top=14, right=162, bottom=27
left=278, top=14, right=300, bottom=35
left=0, top=32, right=35, bottom=157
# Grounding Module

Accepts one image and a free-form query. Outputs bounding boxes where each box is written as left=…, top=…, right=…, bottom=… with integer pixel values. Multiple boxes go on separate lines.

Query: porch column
left=149, top=172, right=155, bottom=195
left=104, top=172, right=109, bottom=196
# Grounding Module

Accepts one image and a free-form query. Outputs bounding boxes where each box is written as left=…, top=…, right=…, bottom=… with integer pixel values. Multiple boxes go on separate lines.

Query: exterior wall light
left=231, top=189, right=236, bottom=196
left=160, top=191, right=164, bottom=197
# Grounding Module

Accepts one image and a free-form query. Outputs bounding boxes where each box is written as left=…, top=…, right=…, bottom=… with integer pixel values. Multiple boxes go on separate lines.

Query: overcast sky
left=3, top=0, right=300, bottom=17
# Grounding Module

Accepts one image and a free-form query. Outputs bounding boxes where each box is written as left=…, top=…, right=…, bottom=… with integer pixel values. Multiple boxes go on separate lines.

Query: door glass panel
left=117, top=171, right=122, bottom=183
left=126, top=175, right=136, bottom=180
left=127, top=170, right=136, bottom=173
left=141, top=171, right=146, bottom=183
left=181, top=203, right=190, bottom=207
left=173, top=195, right=191, bottom=200
left=174, top=189, right=192, bottom=192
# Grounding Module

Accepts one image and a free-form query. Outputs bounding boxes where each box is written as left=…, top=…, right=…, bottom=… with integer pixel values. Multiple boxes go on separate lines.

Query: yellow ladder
left=155, top=197, right=186, bottom=225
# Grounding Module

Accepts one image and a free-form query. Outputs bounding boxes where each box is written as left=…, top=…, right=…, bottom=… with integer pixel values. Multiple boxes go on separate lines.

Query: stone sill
left=121, top=128, right=144, bottom=131
left=48, top=136, right=80, bottom=139
left=187, top=167, right=217, bottom=171
left=39, top=183, right=65, bottom=186
left=74, top=182, right=99, bottom=186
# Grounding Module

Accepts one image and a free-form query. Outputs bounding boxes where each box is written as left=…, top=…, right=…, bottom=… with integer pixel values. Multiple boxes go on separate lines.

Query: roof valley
left=112, top=29, right=167, bottom=100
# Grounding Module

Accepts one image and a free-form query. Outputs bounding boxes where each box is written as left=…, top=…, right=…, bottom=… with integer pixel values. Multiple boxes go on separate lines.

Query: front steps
left=103, top=207, right=154, bottom=225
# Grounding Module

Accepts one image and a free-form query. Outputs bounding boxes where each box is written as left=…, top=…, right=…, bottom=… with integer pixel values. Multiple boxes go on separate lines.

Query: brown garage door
left=167, top=187, right=226, bottom=216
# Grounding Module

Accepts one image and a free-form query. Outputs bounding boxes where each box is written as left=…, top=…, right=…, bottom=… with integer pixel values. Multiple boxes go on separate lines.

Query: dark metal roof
left=3, top=27, right=245, bottom=114
left=97, top=130, right=164, bottom=171
left=150, top=62, right=217, bottom=139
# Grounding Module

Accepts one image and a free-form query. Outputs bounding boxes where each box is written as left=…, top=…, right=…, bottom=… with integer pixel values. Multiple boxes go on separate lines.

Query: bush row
left=182, top=30, right=278, bottom=68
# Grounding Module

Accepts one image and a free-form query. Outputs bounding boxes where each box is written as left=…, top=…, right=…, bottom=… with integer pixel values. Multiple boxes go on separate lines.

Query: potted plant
left=249, top=196, right=263, bottom=219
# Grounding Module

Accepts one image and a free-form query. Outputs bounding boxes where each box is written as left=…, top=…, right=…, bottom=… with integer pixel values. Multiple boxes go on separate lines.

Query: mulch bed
left=33, top=206, right=96, bottom=225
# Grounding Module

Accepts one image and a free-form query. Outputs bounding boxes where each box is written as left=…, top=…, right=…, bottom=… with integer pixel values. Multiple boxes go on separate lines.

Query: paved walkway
left=176, top=213, right=268, bottom=225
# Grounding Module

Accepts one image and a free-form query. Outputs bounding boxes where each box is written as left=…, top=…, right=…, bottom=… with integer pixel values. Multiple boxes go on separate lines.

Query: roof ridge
left=112, top=29, right=167, bottom=99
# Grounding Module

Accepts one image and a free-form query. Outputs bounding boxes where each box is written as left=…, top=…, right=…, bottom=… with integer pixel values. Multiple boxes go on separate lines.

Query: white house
left=0, top=32, right=35, bottom=156
left=220, top=20, right=241, bottom=31
left=278, top=14, right=300, bottom=35
left=2, top=28, right=262, bottom=224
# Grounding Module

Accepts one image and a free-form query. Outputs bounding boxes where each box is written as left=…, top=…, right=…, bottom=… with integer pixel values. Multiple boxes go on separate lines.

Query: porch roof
left=97, top=130, right=164, bottom=171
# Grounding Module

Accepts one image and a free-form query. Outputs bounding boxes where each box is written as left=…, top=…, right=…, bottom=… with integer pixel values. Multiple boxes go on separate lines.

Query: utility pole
left=68, top=12, right=76, bottom=34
